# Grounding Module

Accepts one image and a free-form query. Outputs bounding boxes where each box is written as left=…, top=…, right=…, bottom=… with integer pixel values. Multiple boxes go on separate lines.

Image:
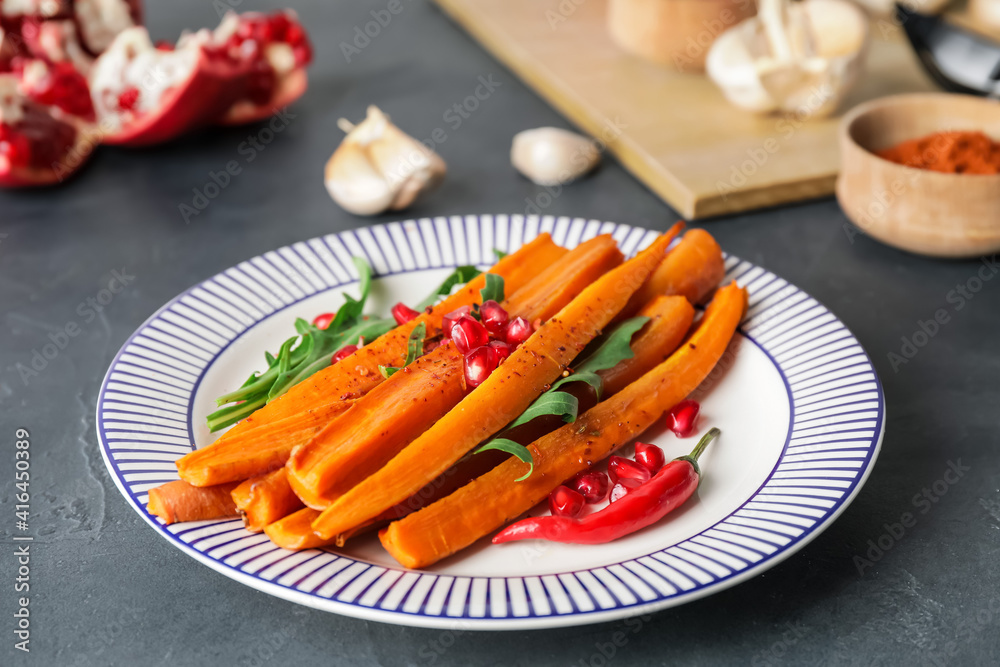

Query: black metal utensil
left=897, top=4, right=1000, bottom=96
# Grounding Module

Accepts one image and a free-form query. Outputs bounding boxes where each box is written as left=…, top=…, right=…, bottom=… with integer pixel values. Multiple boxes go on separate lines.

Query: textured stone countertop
left=2, top=1, right=998, bottom=665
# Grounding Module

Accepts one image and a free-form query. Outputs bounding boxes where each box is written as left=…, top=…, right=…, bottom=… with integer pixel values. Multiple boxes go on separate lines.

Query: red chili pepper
left=492, top=428, right=720, bottom=545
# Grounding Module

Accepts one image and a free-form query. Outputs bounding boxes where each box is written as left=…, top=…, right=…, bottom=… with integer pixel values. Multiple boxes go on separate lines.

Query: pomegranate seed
left=666, top=400, right=700, bottom=437
left=442, top=305, right=472, bottom=338
left=464, top=345, right=498, bottom=388
left=391, top=302, right=420, bottom=326
left=505, top=317, right=533, bottom=347
left=480, top=300, right=509, bottom=335
left=608, top=455, right=651, bottom=488
left=451, top=315, right=489, bottom=354
left=331, top=344, right=358, bottom=364
left=569, top=470, right=609, bottom=504
left=312, top=312, right=336, bottom=330
left=548, top=485, right=585, bottom=518
left=634, top=443, right=665, bottom=475
left=117, top=87, right=139, bottom=112
left=610, top=483, right=630, bottom=503
left=155, top=40, right=174, bottom=51
left=488, top=340, right=511, bottom=364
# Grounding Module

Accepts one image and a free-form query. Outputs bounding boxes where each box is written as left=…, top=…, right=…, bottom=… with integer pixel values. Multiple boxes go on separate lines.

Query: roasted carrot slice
left=286, top=233, right=625, bottom=510
left=263, top=294, right=694, bottom=550
left=147, top=480, right=240, bottom=524
left=379, top=282, right=747, bottom=568
left=177, top=402, right=353, bottom=487
left=231, top=468, right=304, bottom=533
left=619, top=228, right=725, bottom=320
left=175, top=234, right=564, bottom=487
left=310, top=229, right=679, bottom=541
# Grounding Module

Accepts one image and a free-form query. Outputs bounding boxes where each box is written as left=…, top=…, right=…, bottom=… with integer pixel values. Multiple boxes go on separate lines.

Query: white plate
left=96, top=215, right=884, bottom=629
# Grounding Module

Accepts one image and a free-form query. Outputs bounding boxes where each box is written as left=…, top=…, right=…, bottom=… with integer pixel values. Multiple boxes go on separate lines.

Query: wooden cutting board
left=432, top=0, right=938, bottom=219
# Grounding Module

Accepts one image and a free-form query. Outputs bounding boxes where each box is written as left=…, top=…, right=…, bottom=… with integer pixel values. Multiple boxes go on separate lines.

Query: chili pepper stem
left=674, top=427, right=721, bottom=478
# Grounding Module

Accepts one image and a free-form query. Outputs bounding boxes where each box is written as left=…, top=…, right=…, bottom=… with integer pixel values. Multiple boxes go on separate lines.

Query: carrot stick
left=310, top=227, right=680, bottom=541
left=231, top=468, right=304, bottom=533
left=285, top=233, right=625, bottom=510
left=379, top=282, right=747, bottom=568
left=619, top=228, right=725, bottom=320
left=263, top=293, right=694, bottom=550
left=175, top=234, right=564, bottom=487
left=147, top=480, right=240, bottom=524
left=177, top=401, right=353, bottom=487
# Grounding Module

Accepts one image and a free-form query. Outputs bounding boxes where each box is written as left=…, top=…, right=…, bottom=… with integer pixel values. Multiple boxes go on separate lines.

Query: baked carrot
left=262, top=294, right=695, bottom=550
left=175, top=234, right=564, bottom=487
left=285, top=233, right=625, bottom=510
left=379, top=282, right=747, bottom=568
left=147, top=480, right=240, bottom=524
left=619, top=228, right=725, bottom=320
left=231, top=468, right=304, bottom=533
left=310, top=229, right=679, bottom=541
left=177, top=401, right=353, bottom=487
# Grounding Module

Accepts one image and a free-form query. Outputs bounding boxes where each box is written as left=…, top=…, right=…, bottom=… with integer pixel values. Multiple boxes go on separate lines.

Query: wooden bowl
left=836, top=93, right=1000, bottom=258
left=607, top=0, right=756, bottom=72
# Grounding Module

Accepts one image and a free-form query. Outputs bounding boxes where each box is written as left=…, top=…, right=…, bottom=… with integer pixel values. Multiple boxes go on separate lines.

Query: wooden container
left=607, top=0, right=756, bottom=72
left=836, top=93, right=1000, bottom=258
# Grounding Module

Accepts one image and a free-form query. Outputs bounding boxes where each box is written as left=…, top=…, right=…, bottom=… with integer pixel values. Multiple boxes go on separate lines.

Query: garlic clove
left=706, top=0, right=868, bottom=119
left=511, top=127, right=600, bottom=186
left=324, top=105, right=445, bottom=216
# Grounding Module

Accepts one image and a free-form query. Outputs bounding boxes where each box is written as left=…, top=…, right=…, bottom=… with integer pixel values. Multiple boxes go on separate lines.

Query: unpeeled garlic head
left=325, top=106, right=446, bottom=216
left=511, top=127, right=600, bottom=186
left=706, top=0, right=868, bottom=118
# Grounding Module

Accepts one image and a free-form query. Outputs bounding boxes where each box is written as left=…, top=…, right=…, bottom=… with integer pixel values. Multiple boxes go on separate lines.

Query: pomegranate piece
left=480, top=299, right=509, bottom=336
left=442, top=305, right=472, bottom=339
left=331, top=344, right=358, bottom=364
left=505, top=316, right=533, bottom=347
left=608, top=455, right=651, bottom=489
left=548, top=485, right=585, bottom=518
left=208, top=11, right=312, bottom=125
left=312, top=312, right=336, bottom=330
left=569, top=470, right=610, bottom=504
left=19, top=60, right=94, bottom=120
left=391, top=302, right=420, bottom=326
left=487, top=340, right=511, bottom=365
left=451, top=314, right=489, bottom=354
left=0, top=76, right=95, bottom=186
left=90, top=25, right=252, bottom=146
left=666, top=400, right=700, bottom=438
left=609, top=482, right=630, bottom=503
left=634, top=442, right=665, bottom=475
left=463, top=345, right=498, bottom=389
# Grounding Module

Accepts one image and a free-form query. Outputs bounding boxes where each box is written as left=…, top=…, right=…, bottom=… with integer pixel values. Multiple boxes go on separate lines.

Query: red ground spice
left=876, top=130, right=1000, bottom=174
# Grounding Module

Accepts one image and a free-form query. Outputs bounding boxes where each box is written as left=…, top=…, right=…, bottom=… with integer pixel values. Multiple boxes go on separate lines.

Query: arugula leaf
left=480, top=273, right=505, bottom=303
left=506, top=392, right=579, bottom=430
left=379, top=322, right=426, bottom=378
left=416, top=265, right=481, bottom=310
left=208, top=257, right=400, bottom=432
left=493, top=248, right=508, bottom=260
left=550, top=316, right=650, bottom=399
left=474, top=438, right=534, bottom=481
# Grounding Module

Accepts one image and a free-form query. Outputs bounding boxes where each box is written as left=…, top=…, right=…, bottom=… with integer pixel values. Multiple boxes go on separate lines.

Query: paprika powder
left=877, top=130, right=1000, bottom=174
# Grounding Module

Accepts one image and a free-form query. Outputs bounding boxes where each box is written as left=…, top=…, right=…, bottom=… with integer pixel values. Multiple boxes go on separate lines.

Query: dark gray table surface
left=2, top=1, right=998, bottom=665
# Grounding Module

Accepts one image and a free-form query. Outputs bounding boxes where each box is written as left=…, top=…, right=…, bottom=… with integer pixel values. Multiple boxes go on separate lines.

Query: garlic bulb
left=324, top=106, right=445, bottom=216
left=511, top=127, right=600, bottom=186
left=706, top=0, right=868, bottom=118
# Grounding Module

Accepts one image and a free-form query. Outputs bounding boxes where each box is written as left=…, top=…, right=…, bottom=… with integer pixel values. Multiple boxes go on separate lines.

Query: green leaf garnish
left=416, top=265, right=481, bottom=310
left=506, top=392, right=579, bottom=430
left=479, top=273, right=505, bottom=304
left=208, top=257, right=397, bottom=432
left=474, top=438, right=534, bottom=481
left=379, top=322, right=426, bottom=378
left=493, top=248, right=508, bottom=260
